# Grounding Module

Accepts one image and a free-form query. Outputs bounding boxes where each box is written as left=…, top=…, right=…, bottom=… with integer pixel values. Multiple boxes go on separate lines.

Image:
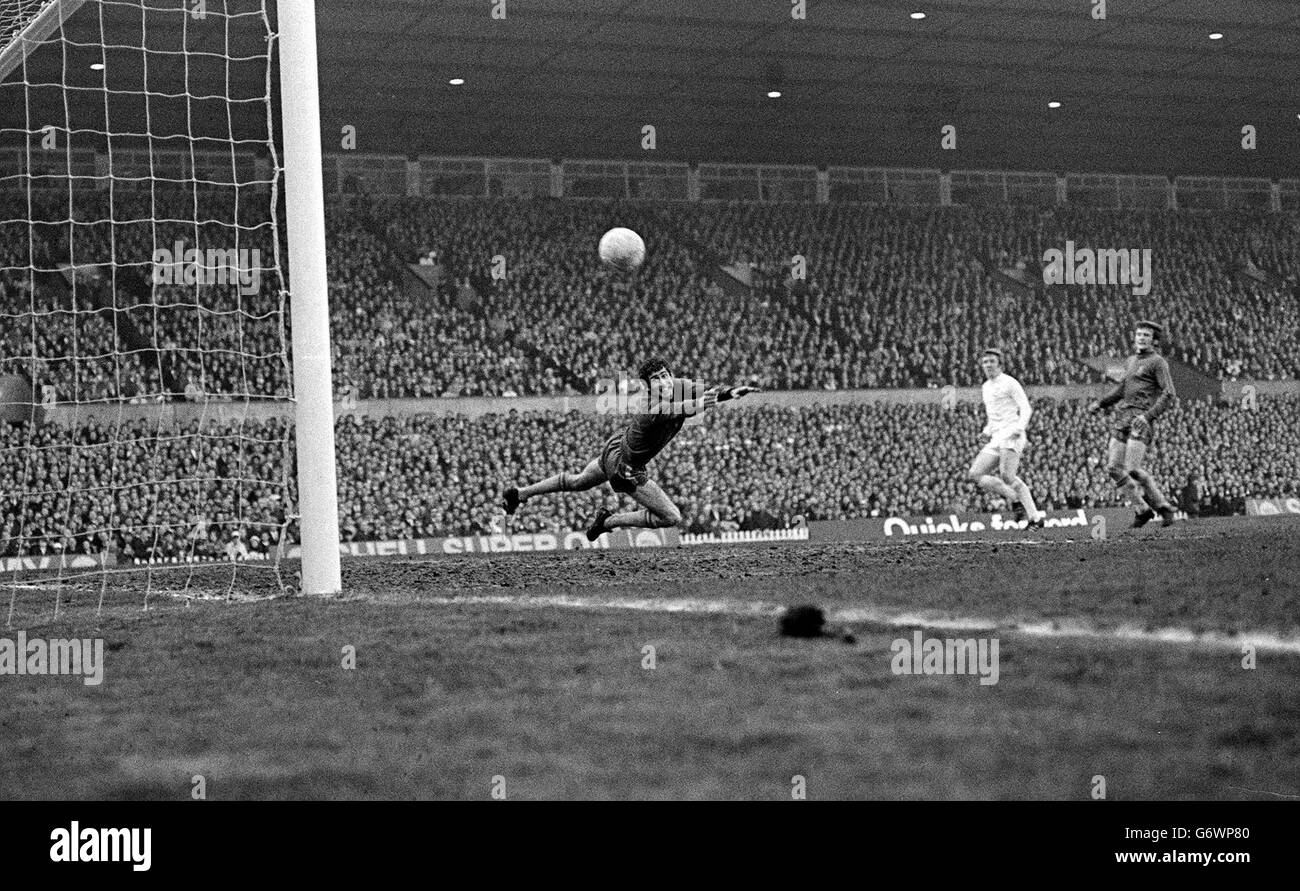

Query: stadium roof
left=5, top=0, right=1299, bottom=178
left=317, top=0, right=1300, bottom=177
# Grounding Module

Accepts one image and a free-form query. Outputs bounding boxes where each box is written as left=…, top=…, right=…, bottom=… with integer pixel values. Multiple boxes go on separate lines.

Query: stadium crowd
left=325, top=199, right=564, bottom=399
left=1, top=190, right=289, bottom=405
left=365, top=197, right=1300, bottom=393
left=5, top=191, right=1298, bottom=404
left=690, top=202, right=1300, bottom=387
left=2, top=394, right=1297, bottom=558
left=3, top=187, right=1299, bottom=561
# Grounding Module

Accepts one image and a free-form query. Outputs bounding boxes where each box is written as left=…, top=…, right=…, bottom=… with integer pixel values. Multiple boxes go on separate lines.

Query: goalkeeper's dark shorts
left=1111, top=409, right=1155, bottom=445
left=600, top=433, right=648, bottom=494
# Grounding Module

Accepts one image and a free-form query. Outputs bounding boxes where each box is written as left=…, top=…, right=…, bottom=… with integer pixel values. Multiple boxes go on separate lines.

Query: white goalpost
left=276, top=0, right=340, bottom=596
left=0, top=0, right=340, bottom=611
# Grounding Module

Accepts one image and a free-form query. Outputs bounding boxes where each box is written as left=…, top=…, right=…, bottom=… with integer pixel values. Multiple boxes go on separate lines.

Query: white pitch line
left=418, top=592, right=1300, bottom=654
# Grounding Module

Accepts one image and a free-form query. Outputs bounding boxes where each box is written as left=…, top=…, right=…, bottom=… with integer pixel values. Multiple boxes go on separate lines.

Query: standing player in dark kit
left=502, top=358, right=758, bottom=540
left=1088, top=320, right=1178, bottom=527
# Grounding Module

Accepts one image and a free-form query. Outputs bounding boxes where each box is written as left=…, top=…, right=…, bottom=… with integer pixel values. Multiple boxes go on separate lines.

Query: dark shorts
left=600, top=433, right=648, bottom=494
left=1111, top=409, right=1155, bottom=445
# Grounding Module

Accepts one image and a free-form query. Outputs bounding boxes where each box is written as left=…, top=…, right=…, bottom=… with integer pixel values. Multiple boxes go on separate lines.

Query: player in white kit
left=966, top=348, right=1044, bottom=528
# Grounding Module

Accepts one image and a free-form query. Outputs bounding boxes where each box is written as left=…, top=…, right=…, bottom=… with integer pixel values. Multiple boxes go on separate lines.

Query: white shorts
left=981, top=431, right=1027, bottom=455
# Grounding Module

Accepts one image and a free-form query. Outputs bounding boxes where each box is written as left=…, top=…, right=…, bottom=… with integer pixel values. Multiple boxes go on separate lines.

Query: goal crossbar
left=0, top=0, right=87, bottom=83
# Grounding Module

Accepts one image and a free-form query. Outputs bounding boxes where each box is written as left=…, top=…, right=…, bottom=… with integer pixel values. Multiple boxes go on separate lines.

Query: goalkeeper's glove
left=702, top=385, right=759, bottom=409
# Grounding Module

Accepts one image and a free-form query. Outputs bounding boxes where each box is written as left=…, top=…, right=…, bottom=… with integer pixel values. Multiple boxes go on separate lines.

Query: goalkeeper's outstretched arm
left=660, top=383, right=760, bottom=415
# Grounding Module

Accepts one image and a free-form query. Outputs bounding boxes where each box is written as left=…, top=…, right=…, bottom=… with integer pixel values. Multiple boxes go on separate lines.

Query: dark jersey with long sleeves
left=1098, top=350, right=1176, bottom=419
left=622, top=377, right=708, bottom=466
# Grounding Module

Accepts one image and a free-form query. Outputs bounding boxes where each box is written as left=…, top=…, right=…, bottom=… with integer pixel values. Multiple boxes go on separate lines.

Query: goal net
left=0, top=0, right=340, bottom=618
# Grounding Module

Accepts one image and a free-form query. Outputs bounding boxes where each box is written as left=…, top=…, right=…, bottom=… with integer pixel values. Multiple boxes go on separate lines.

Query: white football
left=598, top=227, right=646, bottom=271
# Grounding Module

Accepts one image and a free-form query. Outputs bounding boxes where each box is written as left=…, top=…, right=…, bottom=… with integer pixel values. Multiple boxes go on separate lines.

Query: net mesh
left=0, top=0, right=296, bottom=617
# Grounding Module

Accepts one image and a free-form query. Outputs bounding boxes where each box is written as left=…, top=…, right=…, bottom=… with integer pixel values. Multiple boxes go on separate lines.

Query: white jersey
left=981, top=373, right=1032, bottom=450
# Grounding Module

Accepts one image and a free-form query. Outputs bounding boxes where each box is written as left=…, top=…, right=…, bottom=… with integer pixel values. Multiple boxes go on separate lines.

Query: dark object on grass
left=780, top=604, right=858, bottom=643
left=780, top=604, right=826, bottom=637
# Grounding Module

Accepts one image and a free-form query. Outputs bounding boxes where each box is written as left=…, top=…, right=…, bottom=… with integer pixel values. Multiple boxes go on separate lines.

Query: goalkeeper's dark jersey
left=622, top=377, right=707, bottom=466
left=1098, top=350, right=1176, bottom=419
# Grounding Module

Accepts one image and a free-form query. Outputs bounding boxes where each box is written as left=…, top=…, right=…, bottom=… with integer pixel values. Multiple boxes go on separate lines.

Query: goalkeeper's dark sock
left=607, top=508, right=679, bottom=530
left=606, top=508, right=653, bottom=529
left=518, top=473, right=568, bottom=499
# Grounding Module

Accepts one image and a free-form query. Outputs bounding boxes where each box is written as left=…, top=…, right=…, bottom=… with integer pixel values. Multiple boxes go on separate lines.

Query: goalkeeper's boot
left=1158, top=506, right=1176, bottom=527
left=1131, top=508, right=1156, bottom=528
left=1027, top=514, right=1045, bottom=530
left=503, top=487, right=522, bottom=516
left=1012, top=502, right=1027, bottom=524
left=586, top=509, right=612, bottom=542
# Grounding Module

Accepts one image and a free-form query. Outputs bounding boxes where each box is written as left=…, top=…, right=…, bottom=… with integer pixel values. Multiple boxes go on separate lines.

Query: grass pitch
left=3, top=517, right=1298, bottom=800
